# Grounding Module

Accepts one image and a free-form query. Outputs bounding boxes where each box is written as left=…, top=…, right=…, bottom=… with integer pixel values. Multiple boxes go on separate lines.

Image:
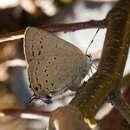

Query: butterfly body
left=24, top=27, right=90, bottom=102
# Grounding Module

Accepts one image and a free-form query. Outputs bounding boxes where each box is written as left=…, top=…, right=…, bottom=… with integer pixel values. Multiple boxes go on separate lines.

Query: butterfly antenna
left=86, top=28, right=100, bottom=55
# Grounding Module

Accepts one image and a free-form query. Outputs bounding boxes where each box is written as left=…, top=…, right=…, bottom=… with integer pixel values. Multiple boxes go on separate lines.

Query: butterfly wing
left=24, top=27, right=89, bottom=97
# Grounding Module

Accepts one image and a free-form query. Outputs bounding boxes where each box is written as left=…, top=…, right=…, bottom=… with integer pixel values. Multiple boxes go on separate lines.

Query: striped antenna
left=86, top=28, right=100, bottom=55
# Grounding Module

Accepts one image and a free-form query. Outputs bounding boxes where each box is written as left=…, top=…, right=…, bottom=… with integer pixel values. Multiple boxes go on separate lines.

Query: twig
left=109, top=90, right=130, bottom=124
left=0, top=19, right=106, bottom=43
left=0, top=108, right=50, bottom=119
left=41, top=19, right=106, bottom=32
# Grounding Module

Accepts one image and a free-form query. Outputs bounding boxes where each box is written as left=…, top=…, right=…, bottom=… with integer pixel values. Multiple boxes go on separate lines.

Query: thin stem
left=0, top=19, right=106, bottom=43
left=42, top=19, right=106, bottom=32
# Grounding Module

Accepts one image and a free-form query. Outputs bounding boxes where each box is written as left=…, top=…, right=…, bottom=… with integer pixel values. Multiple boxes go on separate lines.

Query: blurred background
left=0, top=0, right=130, bottom=130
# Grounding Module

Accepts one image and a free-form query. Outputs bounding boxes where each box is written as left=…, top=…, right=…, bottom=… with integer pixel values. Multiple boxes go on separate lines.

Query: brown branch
left=71, top=0, right=130, bottom=118
left=0, top=108, right=50, bottom=119
left=0, top=19, right=106, bottom=43
left=41, top=19, right=106, bottom=32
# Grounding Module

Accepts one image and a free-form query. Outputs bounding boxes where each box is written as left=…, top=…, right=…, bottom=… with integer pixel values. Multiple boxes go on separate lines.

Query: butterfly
left=24, top=27, right=99, bottom=104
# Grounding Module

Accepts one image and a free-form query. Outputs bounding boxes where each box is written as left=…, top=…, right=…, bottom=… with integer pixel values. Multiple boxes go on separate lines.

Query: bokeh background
left=0, top=0, right=130, bottom=130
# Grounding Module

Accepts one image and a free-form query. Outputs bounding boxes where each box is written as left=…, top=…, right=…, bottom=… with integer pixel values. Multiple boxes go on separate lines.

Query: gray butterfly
left=24, top=27, right=91, bottom=103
